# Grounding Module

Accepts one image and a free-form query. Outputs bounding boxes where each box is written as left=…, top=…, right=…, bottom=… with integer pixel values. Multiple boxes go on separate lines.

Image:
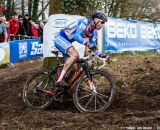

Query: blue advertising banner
left=104, top=17, right=160, bottom=52
left=10, top=39, right=43, bottom=63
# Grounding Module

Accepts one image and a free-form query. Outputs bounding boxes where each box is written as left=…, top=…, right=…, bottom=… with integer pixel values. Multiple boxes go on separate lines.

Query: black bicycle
left=23, top=50, right=115, bottom=112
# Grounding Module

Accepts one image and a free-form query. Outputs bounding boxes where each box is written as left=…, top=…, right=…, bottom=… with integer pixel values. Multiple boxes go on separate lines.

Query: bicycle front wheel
left=23, top=71, right=55, bottom=109
left=73, top=69, right=115, bottom=112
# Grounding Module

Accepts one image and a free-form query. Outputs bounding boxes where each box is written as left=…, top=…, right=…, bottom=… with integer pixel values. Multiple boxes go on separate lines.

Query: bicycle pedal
left=53, top=94, right=64, bottom=101
left=53, top=89, right=64, bottom=101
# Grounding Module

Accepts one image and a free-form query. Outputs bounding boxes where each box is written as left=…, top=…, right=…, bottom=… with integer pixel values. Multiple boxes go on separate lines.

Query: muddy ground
left=0, top=54, right=160, bottom=130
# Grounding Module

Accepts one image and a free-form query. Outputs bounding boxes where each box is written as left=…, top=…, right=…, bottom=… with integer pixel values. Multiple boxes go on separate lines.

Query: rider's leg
left=54, top=33, right=79, bottom=86
left=57, top=47, right=79, bottom=83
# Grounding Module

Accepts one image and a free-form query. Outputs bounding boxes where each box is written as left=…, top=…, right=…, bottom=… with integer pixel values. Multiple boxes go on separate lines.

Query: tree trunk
left=32, top=0, right=39, bottom=21
left=28, top=0, right=33, bottom=16
left=6, top=0, right=12, bottom=19
left=49, top=0, right=62, bottom=15
left=41, top=0, right=45, bottom=20
left=11, top=0, right=15, bottom=15
left=21, top=0, right=25, bottom=16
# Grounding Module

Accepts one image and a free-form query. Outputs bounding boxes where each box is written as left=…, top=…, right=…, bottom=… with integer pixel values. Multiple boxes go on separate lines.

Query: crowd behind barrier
left=0, top=12, right=45, bottom=66
left=0, top=12, right=44, bottom=43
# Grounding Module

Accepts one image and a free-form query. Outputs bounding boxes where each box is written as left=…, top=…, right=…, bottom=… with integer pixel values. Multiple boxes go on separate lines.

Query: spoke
left=84, top=95, right=94, bottom=109
left=37, top=81, right=43, bottom=88
left=80, top=87, right=93, bottom=93
left=42, top=82, right=47, bottom=89
left=95, top=95, right=97, bottom=111
left=78, top=93, right=93, bottom=100
left=97, top=92, right=109, bottom=99
left=97, top=94, right=107, bottom=104
left=29, top=96, right=40, bottom=99
left=41, top=93, right=47, bottom=105
left=37, top=95, right=41, bottom=106
left=96, top=96, right=102, bottom=108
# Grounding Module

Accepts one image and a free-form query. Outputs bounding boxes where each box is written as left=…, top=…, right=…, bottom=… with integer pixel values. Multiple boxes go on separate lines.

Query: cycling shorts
left=54, top=31, right=74, bottom=60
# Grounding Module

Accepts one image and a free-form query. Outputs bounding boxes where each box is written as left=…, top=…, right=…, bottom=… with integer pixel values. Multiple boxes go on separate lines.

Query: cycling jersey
left=63, top=17, right=96, bottom=45
left=54, top=17, right=97, bottom=56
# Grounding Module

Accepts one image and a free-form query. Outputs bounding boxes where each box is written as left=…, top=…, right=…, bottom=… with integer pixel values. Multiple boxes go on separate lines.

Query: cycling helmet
left=91, top=11, right=108, bottom=22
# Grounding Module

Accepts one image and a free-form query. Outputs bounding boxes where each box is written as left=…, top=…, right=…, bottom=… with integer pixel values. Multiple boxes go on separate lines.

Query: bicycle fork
left=82, top=63, right=97, bottom=93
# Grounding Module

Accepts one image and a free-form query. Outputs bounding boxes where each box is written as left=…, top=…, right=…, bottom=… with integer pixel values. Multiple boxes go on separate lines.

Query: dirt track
left=0, top=54, right=160, bottom=130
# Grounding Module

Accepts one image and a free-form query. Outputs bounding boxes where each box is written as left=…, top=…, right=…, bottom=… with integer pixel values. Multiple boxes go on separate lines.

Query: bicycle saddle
left=51, top=51, right=60, bottom=57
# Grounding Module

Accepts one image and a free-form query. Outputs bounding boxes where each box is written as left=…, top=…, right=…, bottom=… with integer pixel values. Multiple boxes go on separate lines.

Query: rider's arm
left=89, top=31, right=106, bottom=58
left=73, top=19, right=88, bottom=45
left=89, top=30, right=97, bottom=45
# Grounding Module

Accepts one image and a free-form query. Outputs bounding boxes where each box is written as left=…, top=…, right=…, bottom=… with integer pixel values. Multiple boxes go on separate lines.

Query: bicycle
left=23, top=50, right=115, bottom=112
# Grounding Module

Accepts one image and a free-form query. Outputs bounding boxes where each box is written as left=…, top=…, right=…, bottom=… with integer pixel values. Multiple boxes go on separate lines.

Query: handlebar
left=51, top=50, right=112, bottom=68
left=81, top=50, right=112, bottom=68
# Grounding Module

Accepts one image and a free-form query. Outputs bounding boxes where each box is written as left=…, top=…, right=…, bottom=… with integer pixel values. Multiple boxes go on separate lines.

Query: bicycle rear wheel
left=23, top=71, right=55, bottom=109
left=73, top=69, right=115, bottom=112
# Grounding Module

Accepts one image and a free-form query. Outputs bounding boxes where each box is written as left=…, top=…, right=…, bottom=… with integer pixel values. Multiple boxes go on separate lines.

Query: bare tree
left=21, top=0, right=24, bottom=16
left=49, top=0, right=62, bottom=15
left=2, top=0, right=160, bottom=22
left=28, top=0, right=33, bottom=16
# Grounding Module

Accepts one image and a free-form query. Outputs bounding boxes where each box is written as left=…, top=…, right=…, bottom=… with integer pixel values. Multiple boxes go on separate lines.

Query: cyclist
left=54, top=11, right=108, bottom=87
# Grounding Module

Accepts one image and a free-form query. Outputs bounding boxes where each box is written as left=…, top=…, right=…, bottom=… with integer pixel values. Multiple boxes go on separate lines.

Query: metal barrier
left=9, top=35, right=38, bottom=41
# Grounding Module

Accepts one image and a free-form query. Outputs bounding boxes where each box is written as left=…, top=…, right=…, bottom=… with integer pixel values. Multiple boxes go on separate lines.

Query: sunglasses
left=96, top=20, right=105, bottom=24
left=100, top=20, right=105, bottom=24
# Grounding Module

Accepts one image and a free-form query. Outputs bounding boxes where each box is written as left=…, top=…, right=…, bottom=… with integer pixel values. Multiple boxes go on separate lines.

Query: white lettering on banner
left=19, top=42, right=27, bottom=58
left=52, top=19, right=68, bottom=28
left=30, top=42, right=43, bottom=55
left=118, top=42, right=139, bottom=47
left=107, top=21, right=137, bottom=38
left=117, top=22, right=124, bottom=38
left=141, top=24, right=160, bottom=39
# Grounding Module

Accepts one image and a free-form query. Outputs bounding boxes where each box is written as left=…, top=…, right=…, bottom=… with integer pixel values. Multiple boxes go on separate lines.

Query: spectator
left=28, top=18, right=38, bottom=38
left=38, top=20, right=44, bottom=42
left=18, top=16, right=27, bottom=36
left=23, top=14, right=32, bottom=36
left=31, top=22, right=38, bottom=38
left=8, top=13, right=19, bottom=36
left=5, top=21, right=10, bottom=41
left=0, top=16, right=7, bottom=43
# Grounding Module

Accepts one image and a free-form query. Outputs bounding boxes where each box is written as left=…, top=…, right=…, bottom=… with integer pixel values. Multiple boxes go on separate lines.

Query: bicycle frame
left=51, top=60, right=92, bottom=89
left=68, top=68, right=83, bottom=86
left=49, top=50, right=106, bottom=90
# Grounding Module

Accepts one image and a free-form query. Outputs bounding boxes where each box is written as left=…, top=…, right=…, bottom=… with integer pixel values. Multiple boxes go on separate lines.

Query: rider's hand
left=95, top=50, right=106, bottom=58
left=83, top=41, right=97, bottom=51
left=99, top=54, right=106, bottom=58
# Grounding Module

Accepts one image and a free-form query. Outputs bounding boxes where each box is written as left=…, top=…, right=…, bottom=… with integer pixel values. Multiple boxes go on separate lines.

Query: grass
left=110, top=51, right=159, bottom=59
